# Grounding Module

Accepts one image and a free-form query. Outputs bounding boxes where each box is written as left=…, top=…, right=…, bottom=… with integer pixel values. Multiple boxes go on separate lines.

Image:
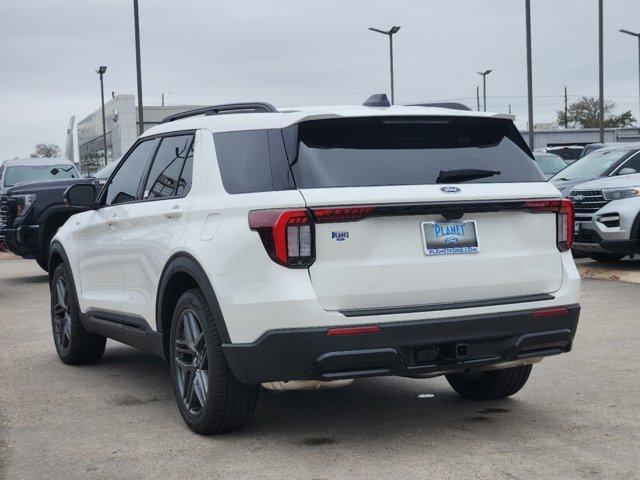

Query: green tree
left=557, top=96, right=636, bottom=128
left=30, top=143, right=62, bottom=158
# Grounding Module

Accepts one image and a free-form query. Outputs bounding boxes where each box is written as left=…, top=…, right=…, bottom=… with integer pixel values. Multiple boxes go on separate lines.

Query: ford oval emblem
left=440, top=186, right=461, bottom=194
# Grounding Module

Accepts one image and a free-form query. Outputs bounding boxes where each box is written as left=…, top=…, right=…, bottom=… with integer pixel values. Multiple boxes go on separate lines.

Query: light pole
left=525, top=0, right=534, bottom=148
left=133, top=0, right=144, bottom=135
left=96, top=66, right=108, bottom=167
left=368, top=26, right=401, bottom=105
left=598, top=0, right=604, bottom=142
left=620, top=29, right=640, bottom=125
left=477, top=69, right=492, bottom=112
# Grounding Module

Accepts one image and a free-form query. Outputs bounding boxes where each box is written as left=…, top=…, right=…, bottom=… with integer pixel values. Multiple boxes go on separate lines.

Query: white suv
left=50, top=101, right=581, bottom=434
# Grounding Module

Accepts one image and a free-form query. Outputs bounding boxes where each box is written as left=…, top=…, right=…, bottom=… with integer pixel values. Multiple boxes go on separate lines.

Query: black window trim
left=97, top=129, right=196, bottom=208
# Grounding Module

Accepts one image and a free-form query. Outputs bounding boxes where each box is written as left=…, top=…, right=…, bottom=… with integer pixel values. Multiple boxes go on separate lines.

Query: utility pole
left=96, top=66, right=108, bottom=167
left=508, top=104, right=512, bottom=115
left=564, top=86, right=568, bottom=128
left=476, top=86, right=481, bottom=111
left=133, top=0, right=144, bottom=136
left=525, top=0, right=535, bottom=150
left=162, top=92, right=165, bottom=107
left=368, top=26, right=401, bottom=105
left=598, top=0, right=605, bottom=142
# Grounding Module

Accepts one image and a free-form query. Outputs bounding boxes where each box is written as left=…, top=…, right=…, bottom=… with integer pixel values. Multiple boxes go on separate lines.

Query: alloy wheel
left=52, top=276, right=72, bottom=352
left=174, top=308, right=209, bottom=416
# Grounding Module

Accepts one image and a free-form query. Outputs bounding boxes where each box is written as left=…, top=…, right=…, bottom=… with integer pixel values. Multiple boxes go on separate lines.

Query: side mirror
left=64, top=184, right=97, bottom=208
left=618, top=167, right=637, bottom=176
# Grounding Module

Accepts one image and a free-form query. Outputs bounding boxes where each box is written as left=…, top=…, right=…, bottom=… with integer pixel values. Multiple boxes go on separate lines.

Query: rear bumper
left=223, top=304, right=580, bottom=385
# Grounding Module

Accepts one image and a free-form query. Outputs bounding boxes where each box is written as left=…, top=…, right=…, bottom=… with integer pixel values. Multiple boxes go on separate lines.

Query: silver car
left=551, top=143, right=640, bottom=197
left=570, top=173, right=640, bottom=262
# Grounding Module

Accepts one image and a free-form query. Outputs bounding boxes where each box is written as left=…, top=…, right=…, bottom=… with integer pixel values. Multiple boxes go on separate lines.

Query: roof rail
left=160, top=102, right=278, bottom=124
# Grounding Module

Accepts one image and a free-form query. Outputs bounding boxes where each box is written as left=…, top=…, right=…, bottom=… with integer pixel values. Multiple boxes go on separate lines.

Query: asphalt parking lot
left=1, top=257, right=639, bottom=480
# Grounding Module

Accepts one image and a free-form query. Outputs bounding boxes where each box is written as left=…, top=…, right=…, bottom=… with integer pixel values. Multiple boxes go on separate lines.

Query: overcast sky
left=1, top=0, right=639, bottom=159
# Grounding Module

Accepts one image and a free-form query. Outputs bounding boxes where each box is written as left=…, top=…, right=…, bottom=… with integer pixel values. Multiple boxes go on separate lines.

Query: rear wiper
left=436, top=168, right=501, bottom=183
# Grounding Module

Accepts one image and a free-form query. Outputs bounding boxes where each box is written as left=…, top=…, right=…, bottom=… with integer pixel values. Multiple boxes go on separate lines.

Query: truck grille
left=0, top=195, right=15, bottom=231
left=0, top=195, right=9, bottom=230
left=569, top=189, right=609, bottom=214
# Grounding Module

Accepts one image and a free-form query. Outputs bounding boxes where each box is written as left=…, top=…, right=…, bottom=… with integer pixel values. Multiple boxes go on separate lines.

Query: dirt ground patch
left=575, top=257, right=640, bottom=285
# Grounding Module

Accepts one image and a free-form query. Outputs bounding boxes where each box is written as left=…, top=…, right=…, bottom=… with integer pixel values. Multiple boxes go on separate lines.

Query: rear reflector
left=312, top=207, right=375, bottom=223
left=326, top=325, right=382, bottom=336
left=532, top=307, right=569, bottom=318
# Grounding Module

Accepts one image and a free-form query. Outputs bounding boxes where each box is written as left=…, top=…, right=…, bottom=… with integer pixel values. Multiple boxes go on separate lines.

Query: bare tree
left=30, top=143, right=62, bottom=158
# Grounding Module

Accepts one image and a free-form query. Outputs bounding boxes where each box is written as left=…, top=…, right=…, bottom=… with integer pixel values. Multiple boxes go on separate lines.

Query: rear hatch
left=286, top=115, right=565, bottom=312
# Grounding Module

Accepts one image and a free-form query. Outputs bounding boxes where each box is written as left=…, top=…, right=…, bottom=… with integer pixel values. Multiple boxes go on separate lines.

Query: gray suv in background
left=569, top=172, right=640, bottom=263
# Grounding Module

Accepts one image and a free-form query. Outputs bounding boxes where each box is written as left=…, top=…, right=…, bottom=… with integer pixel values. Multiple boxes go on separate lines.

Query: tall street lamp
left=619, top=29, right=640, bottom=124
left=133, top=0, right=144, bottom=135
left=368, top=26, right=401, bottom=105
left=598, top=0, right=604, bottom=142
left=96, top=65, right=108, bottom=167
left=477, top=69, right=492, bottom=112
left=525, top=0, right=534, bottom=149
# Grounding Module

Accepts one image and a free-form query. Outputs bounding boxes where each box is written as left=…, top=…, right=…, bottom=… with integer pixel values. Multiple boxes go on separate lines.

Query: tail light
left=556, top=199, right=574, bottom=252
left=249, top=209, right=314, bottom=268
left=249, top=206, right=376, bottom=268
left=526, top=198, right=574, bottom=252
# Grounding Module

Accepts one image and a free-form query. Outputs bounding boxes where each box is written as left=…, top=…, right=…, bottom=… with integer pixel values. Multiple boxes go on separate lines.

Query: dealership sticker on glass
left=421, top=220, right=480, bottom=256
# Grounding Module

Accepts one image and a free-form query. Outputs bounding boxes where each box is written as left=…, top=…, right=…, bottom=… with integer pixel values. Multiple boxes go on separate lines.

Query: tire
left=50, top=264, right=106, bottom=364
left=169, top=288, right=259, bottom=434
left=589, top=253, right=625, bottom=263
left=446, top=364, right=533, bottom=400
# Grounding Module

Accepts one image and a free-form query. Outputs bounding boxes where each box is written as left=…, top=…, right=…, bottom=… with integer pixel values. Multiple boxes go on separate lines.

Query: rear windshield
left=4, top=164, right=79, bottom=187
left=287, top=116, right=543, bottom=188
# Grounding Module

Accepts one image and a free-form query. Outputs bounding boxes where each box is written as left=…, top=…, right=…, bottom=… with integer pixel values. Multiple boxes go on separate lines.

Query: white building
left=77, top=94, right=203, bottom=174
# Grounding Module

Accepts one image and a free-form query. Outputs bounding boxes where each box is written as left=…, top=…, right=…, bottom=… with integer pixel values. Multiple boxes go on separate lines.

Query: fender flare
left=156, top=253, right=231, bottom=344
left=48, top=242, right=83, bottom=322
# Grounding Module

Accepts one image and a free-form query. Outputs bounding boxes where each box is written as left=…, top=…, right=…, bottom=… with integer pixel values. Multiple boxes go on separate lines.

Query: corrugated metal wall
left=520, top=127, right=640, bottom=149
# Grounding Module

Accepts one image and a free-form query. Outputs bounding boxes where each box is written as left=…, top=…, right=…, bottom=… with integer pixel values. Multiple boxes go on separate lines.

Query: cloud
left=1, top=0, right=639, bottom=158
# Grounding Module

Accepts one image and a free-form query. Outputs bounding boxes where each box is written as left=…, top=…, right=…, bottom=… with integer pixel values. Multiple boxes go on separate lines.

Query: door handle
left=106, top=215, right=119, bottom=227
left=163, top=205, right=183, bottom=219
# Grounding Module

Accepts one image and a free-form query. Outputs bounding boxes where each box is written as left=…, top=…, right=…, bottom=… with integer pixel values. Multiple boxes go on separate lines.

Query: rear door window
left=287, top=116, right=543, bottom=188
left=143, top=134, right=194, bottom=199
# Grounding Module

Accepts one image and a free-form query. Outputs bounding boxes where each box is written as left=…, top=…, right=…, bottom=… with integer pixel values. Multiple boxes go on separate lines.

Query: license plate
left=421, top=220, right=479, bottom=256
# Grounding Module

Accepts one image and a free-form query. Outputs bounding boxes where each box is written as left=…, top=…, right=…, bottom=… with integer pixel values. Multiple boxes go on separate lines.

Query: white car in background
left=48, top=99, right=581, bottom=434
left=570, top=172, right=640, bottom=262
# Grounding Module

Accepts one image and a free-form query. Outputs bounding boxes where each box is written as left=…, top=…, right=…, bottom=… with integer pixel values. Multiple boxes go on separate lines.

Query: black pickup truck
left=0, top=158, right=116, bottom=271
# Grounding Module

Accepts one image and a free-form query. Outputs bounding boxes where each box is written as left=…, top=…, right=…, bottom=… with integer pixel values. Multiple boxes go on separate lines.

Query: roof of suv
left=1, top=157, right=75, bottom=167
left=141, top=105, right=513, bottom=138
